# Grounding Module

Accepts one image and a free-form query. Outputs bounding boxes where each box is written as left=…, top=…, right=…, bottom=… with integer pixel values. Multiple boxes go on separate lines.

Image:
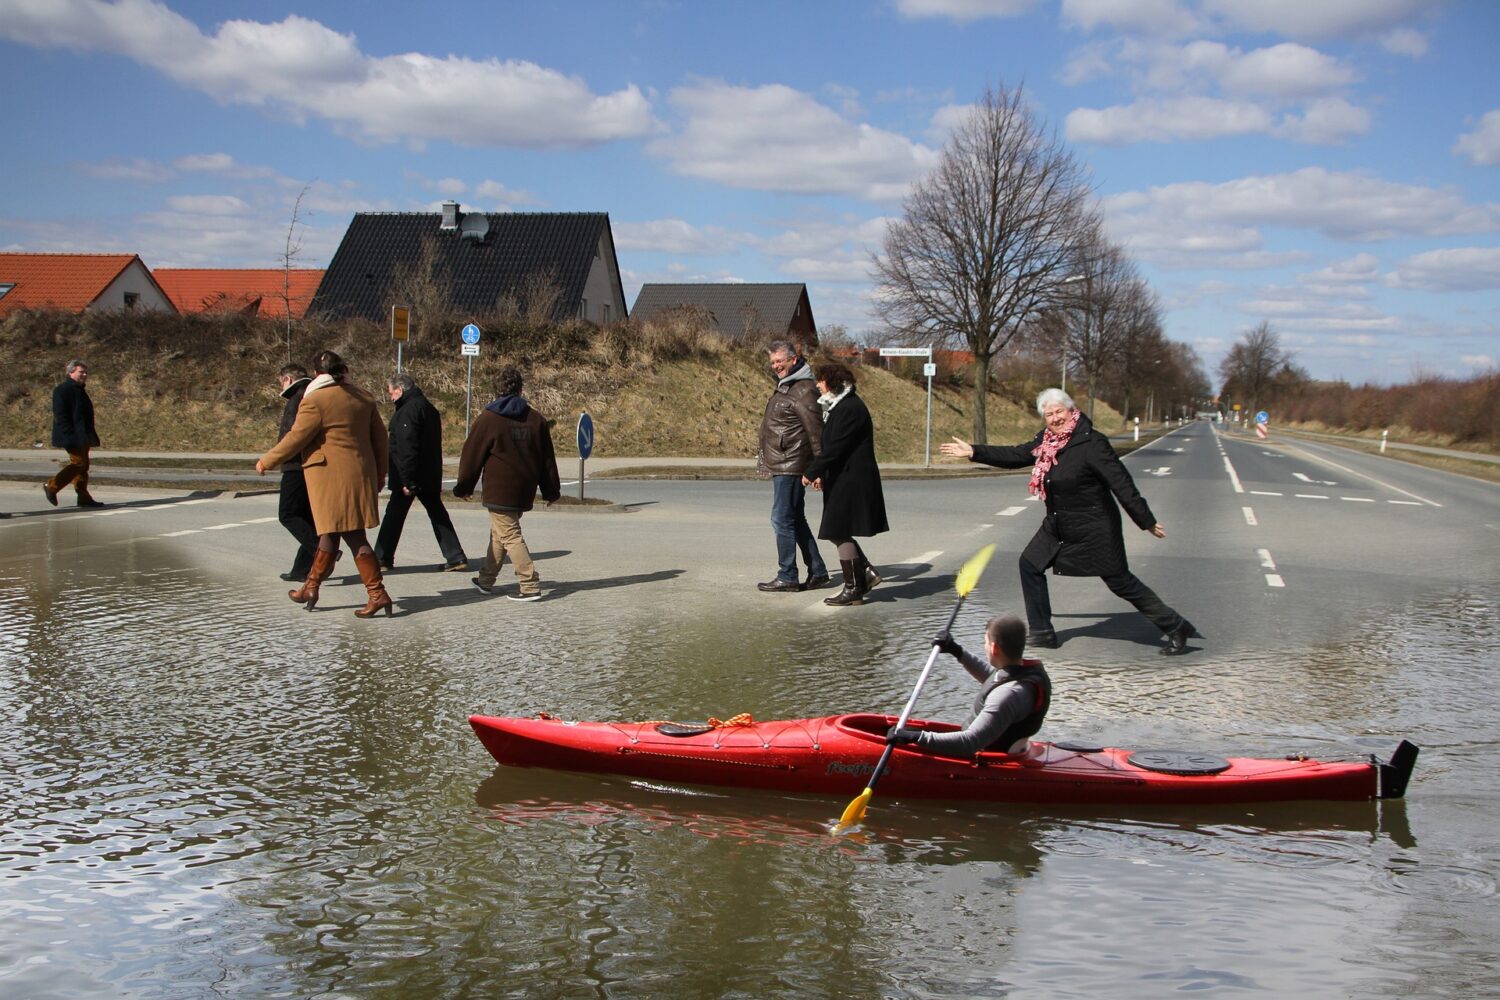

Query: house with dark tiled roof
left=310, top=204, right=627, bottom=326
left=154, top=268, right=325, bottom=318
left=630, top=283, right=818, bottom=347
left=0, top=252, right=177, bottom=318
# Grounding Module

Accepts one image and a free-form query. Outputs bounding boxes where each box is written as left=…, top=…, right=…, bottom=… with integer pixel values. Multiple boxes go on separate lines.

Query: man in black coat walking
left=274, top=363, right=321, bottom=581
left=374, top=373, right=468, bottom=572
left=43, top=359, right=103, bottom=508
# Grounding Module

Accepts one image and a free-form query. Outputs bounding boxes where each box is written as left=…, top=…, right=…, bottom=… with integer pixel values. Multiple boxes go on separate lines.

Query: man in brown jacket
left=454, top=366, right=560, bottom=602
left=756, top=341, right=829, bottom=592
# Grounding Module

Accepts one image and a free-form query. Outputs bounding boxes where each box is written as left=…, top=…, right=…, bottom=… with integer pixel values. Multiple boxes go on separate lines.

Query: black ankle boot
left=825, top=559, right=866, bottom=607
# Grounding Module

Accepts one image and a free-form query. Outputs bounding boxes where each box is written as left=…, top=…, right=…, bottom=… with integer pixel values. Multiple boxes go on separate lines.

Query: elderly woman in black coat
left=940, top=388, right=1197, bottom=655
left=802, top=362, right=888, bottom=607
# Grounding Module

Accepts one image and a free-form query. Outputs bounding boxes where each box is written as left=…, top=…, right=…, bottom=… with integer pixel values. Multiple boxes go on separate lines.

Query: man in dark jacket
left=43, top=359, right=103, bottom=508
left=454, top=366, right=560, bottom=602
left=756, top=341, right=829, bottom=592
left=374, top=373, right=468, bottom=572
left=274, top=363, right=320, bottom=581
left=941, top=388, right=1197, bottom=655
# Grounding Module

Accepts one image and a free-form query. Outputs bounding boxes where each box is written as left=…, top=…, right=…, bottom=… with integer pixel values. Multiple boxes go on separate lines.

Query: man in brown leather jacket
left=756, top=341, right=829, bottom=592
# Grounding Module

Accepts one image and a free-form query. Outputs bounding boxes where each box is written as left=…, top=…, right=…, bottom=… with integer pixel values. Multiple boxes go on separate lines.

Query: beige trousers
left=478, top=509, right=540, bottom=594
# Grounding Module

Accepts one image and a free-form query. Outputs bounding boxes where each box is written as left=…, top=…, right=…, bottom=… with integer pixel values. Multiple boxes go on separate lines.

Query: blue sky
left=2, top=0, right=1496, bottom=386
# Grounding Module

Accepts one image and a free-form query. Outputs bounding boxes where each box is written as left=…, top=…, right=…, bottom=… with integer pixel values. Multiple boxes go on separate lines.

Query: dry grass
left=0, top=308, right=1120, bottom=461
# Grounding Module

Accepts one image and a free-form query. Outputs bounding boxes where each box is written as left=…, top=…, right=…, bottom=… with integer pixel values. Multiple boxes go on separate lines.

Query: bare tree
left=388, top=235, right=453, bottom=343
left=1062, top=240, right=1137, bottom=419
left=1218, top=321, right=1295, bottom=417
left=874, top=82, right=1096, bottom=442
left=279, top=184, right=310, bottom=363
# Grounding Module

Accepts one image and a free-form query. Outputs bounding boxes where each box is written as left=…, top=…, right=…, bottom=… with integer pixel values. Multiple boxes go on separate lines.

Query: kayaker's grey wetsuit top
left=910, top=654, right=1051, bottom=757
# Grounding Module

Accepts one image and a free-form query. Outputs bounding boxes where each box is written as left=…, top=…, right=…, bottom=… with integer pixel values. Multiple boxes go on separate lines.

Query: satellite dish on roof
left=459, top=213, right=490, bottom=242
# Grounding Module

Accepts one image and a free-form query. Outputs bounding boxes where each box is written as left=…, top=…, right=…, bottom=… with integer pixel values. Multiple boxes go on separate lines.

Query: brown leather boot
left=288, top=548, right=337, bottom=610
left=353, top=551, right=394, bottom=618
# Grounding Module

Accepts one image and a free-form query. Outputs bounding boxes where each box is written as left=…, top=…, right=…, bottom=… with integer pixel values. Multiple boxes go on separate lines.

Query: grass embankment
left=0, top=310, right=1125, bottom=471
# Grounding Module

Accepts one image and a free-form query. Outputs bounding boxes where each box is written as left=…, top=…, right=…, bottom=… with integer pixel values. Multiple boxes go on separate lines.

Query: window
left=123, top=292, right=140, bottom=309
left=602, top=304, right=611, bottom=324
left=0, top=283, right=13, bottom=301
left=579, top=298, right=588, bottom=319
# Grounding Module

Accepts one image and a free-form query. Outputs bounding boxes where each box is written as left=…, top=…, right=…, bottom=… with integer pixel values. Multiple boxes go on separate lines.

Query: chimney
left=440, top=201, right=460, bottom=231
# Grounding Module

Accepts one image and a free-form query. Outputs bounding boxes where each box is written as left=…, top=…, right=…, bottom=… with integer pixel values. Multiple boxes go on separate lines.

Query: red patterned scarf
left=1028, top=409, right=1080, bottom=499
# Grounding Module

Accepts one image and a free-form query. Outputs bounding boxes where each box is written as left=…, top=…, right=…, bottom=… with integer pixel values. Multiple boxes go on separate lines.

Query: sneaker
left=471, top=577, right=494, bottom=594
left=803, top=573, right=831, bottom=590
left=507, top=591, right=543, bottom=602
left=43, top=483, right=58, bottom=506
left=757, top=578, right=803, bottom=593
left=444, top=559, right=470, bottom=572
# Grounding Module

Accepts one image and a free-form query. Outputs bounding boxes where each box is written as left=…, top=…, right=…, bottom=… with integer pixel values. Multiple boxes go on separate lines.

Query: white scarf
left=302, top=372, right=339, bottom=397
left=817, top=384, right=852, bottom=419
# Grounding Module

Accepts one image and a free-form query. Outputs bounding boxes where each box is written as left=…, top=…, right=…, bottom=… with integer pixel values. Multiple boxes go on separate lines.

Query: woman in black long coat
left=802, top=362, right=888, bottom=607
left=940, top=388, right=1197, bottom=655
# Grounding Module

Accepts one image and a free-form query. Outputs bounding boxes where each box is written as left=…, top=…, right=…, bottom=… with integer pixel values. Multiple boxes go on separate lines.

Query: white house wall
left=91, top=261, right=174, bottom=313
left=580, top=231, right=625, bottom=325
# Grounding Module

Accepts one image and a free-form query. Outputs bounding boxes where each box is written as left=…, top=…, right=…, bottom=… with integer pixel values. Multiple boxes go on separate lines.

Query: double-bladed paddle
left=832, top=543, right=996, bottom=834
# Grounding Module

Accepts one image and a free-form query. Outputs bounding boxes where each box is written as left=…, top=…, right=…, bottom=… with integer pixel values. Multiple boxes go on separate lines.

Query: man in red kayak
left=887, top=614, right=1051, bottom=756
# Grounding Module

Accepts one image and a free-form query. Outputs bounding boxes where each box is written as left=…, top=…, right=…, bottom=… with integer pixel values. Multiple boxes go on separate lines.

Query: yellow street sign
left=391, top=305, right=410, bottom=342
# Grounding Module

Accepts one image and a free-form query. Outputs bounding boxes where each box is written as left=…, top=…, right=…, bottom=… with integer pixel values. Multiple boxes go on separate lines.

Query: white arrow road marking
left=1147, top=467, right=1172, bottom=476
left=1293, top=472, right=1338, bottom=486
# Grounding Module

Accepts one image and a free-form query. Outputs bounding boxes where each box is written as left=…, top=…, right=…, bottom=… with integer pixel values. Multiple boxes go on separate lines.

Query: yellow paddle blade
left=955, top=544, right=997, bottom=598
left=833, top=787, right=873, bottom=834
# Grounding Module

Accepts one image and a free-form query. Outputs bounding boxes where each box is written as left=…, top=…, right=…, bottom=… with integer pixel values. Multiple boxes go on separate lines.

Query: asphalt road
left=4, top=422, right=1496, bottom=672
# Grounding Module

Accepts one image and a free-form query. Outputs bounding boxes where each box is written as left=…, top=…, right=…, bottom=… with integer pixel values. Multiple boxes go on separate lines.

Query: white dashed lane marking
left=997, top=506, right=1028, bottom=517
left=1242, top=507, right=1258, bottom=526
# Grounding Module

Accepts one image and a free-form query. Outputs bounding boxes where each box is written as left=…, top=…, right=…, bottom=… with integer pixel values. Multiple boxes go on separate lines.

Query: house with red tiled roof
left=153, top=268, right=325, bottom=318
left=0, top=252, right=177, bottom=318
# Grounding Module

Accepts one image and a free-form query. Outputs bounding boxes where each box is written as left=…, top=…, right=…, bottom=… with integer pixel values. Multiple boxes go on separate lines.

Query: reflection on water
left=1, top=525, right=1498, bottom=998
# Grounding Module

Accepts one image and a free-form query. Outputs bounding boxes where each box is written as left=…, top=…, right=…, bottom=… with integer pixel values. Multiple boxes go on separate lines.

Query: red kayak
left=469, top=712, right=1418, bottom=806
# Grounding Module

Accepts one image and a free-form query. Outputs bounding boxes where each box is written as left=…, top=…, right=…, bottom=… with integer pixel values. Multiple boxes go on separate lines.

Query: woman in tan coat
left=256, top=350, right=394, bottom=617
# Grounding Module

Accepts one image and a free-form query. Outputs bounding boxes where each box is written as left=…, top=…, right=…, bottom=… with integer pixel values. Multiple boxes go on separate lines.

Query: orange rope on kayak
left=707, top=713, right=755, bottom=728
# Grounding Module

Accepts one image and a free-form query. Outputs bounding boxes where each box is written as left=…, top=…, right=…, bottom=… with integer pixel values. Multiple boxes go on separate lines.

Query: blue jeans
left=771, top=475, right=827, bottom=583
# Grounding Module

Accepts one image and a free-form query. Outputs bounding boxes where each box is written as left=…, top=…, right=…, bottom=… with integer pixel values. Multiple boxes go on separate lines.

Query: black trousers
left=1018, top=554, right=1183, bottom=636
left=278, top=469, right=319, bottom=576
left=374, top=488, right=467, bottom=567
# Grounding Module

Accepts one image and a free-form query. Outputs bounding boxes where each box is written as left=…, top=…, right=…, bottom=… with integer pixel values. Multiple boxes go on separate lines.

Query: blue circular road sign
left=461, top=323, right=481, bottom=345
left=576, top=412, right=595, bottom=460
left=1256, top=410, right=1269, bottom=424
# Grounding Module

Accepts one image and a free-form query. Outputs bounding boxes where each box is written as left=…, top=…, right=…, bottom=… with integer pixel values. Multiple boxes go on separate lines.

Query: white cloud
left=1105, top=167, right=1500, bottom=244
left=1201, top=0, right=1437, bottom=42
left=1208, top=42, right=1359, bottom=99
left=433, top=177, right=467, bottom=197
left=778, top=256, right=874, bottom=283
left=472, top=179, right=539, bottom=208
left=76, top=156, right=175, bottom=182
left=1301, top=253, right=1382, bottom=286
left=1380, top=27, right=1429, bottom=56
left=1061, top=0, right=1202, bottom=37
left=1067, top=96, right=1274, bottom=144
left=1460, top=354, right=1496, bottom=370
left=614, top=219, right=737, bottom=255
left=0, top=0, right=656, bottom=149
left=1274, top=96, right=1372, bottom=143
left=1454, top=110, right=1500, bottom=166
left=1385, top=247, right=1500, bottom=291
left=163, top=194, right=250, bottom=215
left=649, top=81, right=940, bottom=200
left=894, top=0, right=1036, bottom=23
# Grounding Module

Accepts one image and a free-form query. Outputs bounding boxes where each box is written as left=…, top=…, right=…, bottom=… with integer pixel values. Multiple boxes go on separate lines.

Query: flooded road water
left=3, top=490, right=1499, bottom=999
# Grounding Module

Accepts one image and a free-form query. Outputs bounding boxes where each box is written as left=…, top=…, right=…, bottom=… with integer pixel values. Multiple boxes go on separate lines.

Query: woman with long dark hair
left=256, top=350, right=394, bottom=617
left=802, top=362, right=888, bottom=607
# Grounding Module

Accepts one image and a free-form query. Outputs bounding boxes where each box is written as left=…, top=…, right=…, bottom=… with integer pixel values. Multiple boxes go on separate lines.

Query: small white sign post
left=461, top=323, right=481, bottom=427
left=880, top=345, right=935, bottom=466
